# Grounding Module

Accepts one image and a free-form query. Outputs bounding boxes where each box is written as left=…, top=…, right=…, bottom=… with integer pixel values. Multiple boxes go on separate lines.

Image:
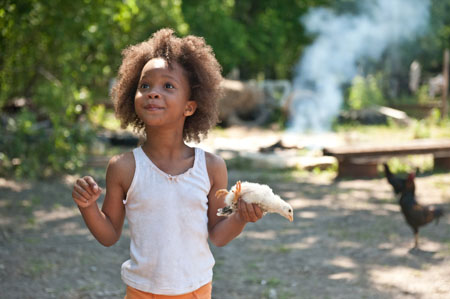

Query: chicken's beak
left=288, top=215, right=293, bottom=222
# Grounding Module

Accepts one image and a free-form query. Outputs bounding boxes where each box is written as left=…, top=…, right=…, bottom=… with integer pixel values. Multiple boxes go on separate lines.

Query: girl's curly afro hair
left=111, top=28, right=223, bottom=143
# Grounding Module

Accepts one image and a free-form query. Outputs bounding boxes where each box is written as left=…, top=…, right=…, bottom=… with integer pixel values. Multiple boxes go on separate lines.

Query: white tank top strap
left=122, top=148, right=145, bottom=205
left=193, top=147, right=210, bottom=190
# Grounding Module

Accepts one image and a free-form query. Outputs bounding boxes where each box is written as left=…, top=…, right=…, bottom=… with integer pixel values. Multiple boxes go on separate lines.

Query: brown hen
left=398, top=173, right=444, bottom=249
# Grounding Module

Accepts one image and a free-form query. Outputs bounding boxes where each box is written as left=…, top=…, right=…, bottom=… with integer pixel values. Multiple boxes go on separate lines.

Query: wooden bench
left=322, top=139, right=450, bottom=178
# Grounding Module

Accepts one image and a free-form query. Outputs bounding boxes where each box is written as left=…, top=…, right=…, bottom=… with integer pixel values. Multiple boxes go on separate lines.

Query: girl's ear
left=184, top=100, right=197, bottom=116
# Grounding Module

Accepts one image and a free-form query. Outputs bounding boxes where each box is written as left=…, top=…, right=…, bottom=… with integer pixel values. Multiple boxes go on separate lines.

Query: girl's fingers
left=237, top=199, right=263, bottom=223
left=72, top=189, right=89, bottom=204
left=238, top=199, right=249, bottom=221
left=253, top=204, right=263, bottom=219
left=84, top=176, right=99, bottom=193
left=74, top=184, right=92, bottom=200
left=245, top=203, right=260, bottom=222
left=76, top=178, right=94, bottom=196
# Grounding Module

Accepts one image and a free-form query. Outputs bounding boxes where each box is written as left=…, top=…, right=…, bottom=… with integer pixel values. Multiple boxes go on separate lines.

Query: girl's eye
left=165, top=83, right=174, bottom=89
left=140, top=83, right=150, bottom=89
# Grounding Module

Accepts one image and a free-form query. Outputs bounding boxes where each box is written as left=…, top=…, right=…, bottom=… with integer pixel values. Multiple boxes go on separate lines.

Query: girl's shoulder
left=106, top=151, right=135, bottom=191
left=108, top=151, right=135, bottom=170
left=204, top=150, right=227, bottom=185
left=204, top=150, right=226, bottom=171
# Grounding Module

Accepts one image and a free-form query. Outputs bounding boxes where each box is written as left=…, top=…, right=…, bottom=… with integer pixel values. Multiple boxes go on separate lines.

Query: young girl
left=72, top=28, right=264, bottom=298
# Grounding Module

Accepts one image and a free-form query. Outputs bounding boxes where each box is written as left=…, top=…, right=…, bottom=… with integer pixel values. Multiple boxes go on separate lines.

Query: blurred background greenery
left=1, top=0, right=449, bottom=178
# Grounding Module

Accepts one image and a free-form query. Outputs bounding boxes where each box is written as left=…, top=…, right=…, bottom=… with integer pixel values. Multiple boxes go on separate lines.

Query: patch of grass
left=243, top=273, right=262, bottom=284
left=279, top=290, right=297, bottom=299
left=387, top=232, right=401, bottom=242
left=276, top=245, right=292, bottom=254
left=262, top=288, right=296, bottom=299
left=266, top=277, right=281, bottom=287
left=20, top=200, right=34, bottom=216
left=52, top=203, right=62, bottom=209
left=77, top=281, right=100, bottom=292
left=382, top=155, right=433, bottom=174
left=260, top=278, right=285, bottom=299
left=256, top=170, right=297, bottom=185
left=30, top=195, right=42, bottom=206
left=26, top=216, right=36, bottom=226
left=225, top=156, right=255, bottom=170
left=80, top=254, right=98, bottom=266
left=24, top=258, right=56, bottom=278
left=247, top=261, right=260, bottom=270
left=24, top=237, right=40, bottom=244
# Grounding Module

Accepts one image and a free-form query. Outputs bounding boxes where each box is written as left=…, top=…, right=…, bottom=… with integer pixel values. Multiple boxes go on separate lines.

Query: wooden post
left=442, top=49, right=449, bottom=119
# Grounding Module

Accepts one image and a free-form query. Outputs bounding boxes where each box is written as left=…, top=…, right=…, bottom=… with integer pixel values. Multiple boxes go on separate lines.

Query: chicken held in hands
left=216, top=181, right=294, bottom=222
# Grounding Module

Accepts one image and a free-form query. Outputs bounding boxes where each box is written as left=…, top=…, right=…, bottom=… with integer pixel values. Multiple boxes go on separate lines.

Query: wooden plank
left=338, top=160, right=378, bottom=178
left=323, top=139, right=450, bottom=159
left=323, top=138, right=450, bottom=178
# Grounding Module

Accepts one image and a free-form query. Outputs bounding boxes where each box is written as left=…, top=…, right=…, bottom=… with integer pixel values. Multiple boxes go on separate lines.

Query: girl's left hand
left=236, top=198, right=264, bottom=223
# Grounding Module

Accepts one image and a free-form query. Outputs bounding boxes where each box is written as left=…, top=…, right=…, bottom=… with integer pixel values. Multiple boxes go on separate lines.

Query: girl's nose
left=148, top=91, right=160, bottom=99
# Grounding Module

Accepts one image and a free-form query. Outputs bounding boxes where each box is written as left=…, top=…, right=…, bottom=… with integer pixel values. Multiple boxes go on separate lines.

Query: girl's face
left=134, top=58, right=196, bottom=129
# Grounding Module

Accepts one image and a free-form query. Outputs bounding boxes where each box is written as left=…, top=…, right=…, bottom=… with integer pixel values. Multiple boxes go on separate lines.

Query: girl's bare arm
left=206, top=153, right=263, bottom=247
left=72, top=153, right=134, bottom=246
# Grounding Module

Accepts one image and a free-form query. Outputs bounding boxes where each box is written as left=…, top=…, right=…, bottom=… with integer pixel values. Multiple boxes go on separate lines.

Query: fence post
left=442, top=49, right=449, bottom=119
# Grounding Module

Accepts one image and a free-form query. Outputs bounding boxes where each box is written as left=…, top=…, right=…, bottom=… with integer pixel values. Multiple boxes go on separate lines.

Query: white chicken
left=216, top=181, right=294, bottom=222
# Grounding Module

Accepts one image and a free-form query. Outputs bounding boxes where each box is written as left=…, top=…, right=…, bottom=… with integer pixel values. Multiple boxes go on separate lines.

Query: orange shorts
left=124, top=282, right=212, bottom=299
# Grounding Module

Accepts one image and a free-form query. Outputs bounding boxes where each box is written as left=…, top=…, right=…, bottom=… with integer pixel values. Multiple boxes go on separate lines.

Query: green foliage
left=417, top=84, right=431, bottom=104
left=427, top=108, right=442, bottom=125
left=88, top=104, right=121, bottom=131
left=0, top=0, right=189, bottom=178
left=413, top=120, right=431, bottom=139
left=1, top=0, right=330, bottom=178
left=1, top=0, right=450, bottom=178
left=384, top=156, right=433, bottom=174
left=0, top=108, right=94, bottom=178
left=416, top=0, right=450, bottom=71
left=182, top=0, right=330, bottom=79
left=411, top=108, right=446, bottom=139
left=347, top=74, right=384, bottom=109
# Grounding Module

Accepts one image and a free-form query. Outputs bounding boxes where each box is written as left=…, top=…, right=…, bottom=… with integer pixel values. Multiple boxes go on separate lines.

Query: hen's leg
left=232, top=181, right=242, bottom=204
left=414, top=232, right=419, bottom=249
left=215, top=189, right=229, bottom=199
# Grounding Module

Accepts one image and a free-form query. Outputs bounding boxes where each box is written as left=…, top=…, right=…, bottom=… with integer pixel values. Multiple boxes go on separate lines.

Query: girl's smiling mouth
left=144, top=103, right=164, bottom=111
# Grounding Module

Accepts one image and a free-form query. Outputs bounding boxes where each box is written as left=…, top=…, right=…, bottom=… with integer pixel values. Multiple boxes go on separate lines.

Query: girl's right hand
left=72, top=176, right=103, bottom=209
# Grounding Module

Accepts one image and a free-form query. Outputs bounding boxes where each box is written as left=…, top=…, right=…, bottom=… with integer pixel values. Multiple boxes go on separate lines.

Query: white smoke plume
left=288, top=0, right=430, bottom=133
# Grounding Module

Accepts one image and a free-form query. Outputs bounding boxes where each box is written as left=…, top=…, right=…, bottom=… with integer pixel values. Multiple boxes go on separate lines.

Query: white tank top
left=121, top=147, right=214, bottom=295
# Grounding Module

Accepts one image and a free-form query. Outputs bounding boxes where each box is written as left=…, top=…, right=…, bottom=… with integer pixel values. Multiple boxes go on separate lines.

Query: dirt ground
left=1, top=128, right=450, bottom=299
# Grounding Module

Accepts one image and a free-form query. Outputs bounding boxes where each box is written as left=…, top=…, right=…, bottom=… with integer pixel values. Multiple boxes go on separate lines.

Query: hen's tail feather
left=217, top=206, right=234, bottom=216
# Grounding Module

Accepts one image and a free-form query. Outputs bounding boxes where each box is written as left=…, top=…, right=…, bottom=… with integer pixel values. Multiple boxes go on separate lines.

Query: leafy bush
left=417, top=84, right=431, bottom=104
left=0, top=109, right=93, bottom=178
left=412, top=119, right=431, bottom=139
left=347, top=74, right=385, bottom=109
